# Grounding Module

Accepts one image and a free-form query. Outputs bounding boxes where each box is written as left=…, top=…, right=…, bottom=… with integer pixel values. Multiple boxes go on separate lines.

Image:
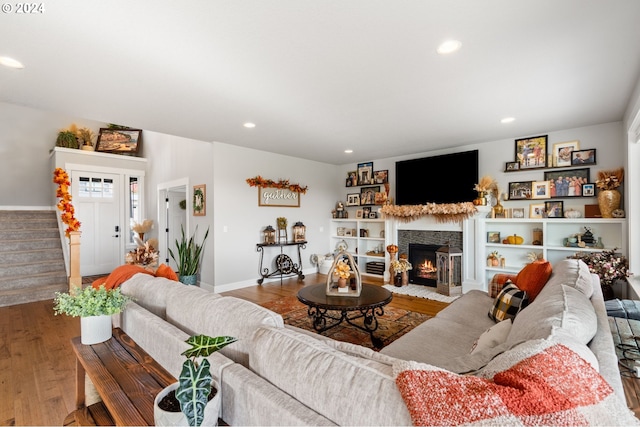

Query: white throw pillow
left=470, top=318, right=512, bottom=354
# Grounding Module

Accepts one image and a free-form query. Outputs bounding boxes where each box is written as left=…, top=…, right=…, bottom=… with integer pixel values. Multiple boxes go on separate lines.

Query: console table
left=63, top=328, right=175, bottom=426
left=256, top=241, right=306, bottom=284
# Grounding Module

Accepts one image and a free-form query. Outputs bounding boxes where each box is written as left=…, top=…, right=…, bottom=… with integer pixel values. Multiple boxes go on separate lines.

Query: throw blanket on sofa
left=394, top=343, right=638, bottom=426
left=92, top=264, right=178, bottom=290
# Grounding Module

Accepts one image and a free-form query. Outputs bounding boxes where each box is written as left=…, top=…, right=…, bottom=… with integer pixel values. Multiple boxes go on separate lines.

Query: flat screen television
left=395, top=150, right=478, bottom=205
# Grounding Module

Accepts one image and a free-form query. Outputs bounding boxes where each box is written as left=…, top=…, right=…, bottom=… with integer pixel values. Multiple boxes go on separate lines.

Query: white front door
left=71, top=171, right=122, bottom=276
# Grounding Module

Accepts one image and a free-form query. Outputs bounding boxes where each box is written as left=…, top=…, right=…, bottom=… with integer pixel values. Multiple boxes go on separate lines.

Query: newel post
left=68, top=231, right=82, bottom=295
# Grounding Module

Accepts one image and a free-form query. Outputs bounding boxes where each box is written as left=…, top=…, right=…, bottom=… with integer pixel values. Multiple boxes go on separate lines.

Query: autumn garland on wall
left=246, top=176, right=308, bottom=194
left=53, top=168, right=81, bottom=237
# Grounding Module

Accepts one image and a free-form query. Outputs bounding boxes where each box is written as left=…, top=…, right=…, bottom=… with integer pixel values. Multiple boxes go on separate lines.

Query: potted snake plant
left=169, top=225, right=209, bottom=285
left=154, top=334, right=237, bottom=427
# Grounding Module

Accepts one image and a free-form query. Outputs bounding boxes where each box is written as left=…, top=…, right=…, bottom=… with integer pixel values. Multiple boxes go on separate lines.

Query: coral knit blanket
left=394, top=344, right=639, bottom=426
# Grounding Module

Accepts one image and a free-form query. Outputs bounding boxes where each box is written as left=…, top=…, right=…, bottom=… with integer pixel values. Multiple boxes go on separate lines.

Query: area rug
left=260, top=296, right=432, bottom=350
left=382, top=284, right=460, bottom=303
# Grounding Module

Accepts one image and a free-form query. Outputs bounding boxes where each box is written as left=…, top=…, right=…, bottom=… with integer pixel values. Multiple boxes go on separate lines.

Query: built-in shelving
left=330, top=218, right=386, bottom=279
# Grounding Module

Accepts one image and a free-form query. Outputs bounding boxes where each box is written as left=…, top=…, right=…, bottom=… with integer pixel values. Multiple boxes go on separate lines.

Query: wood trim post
left=69, top=231, right=82, bottom=295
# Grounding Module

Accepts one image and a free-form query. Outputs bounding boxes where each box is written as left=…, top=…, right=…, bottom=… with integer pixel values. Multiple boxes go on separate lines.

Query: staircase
left=0, top=210, right=68, bottom=307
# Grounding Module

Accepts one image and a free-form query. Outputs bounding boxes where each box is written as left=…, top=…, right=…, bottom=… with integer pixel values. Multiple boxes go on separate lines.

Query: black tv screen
left=395, top=150, right=478, bottom=205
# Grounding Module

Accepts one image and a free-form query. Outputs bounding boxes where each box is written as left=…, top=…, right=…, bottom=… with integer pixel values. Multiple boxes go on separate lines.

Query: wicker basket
left=326, top=251, right=362, bottom=297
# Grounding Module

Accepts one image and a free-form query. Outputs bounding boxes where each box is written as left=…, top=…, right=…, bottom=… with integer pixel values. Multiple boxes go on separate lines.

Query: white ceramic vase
left=154, top=381, right=221, bottom=427
left=80, top=314, right=112, bottom=345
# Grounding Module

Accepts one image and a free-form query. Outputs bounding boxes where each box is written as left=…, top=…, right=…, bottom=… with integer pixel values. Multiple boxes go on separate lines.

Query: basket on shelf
left=326, top=251, right=362, bottom=297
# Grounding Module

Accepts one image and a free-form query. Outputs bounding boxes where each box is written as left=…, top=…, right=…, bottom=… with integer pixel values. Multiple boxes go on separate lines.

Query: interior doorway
left=158, top=179, right=189, bottom=271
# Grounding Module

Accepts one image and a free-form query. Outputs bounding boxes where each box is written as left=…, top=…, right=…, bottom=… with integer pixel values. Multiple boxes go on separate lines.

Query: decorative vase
left=388, top=252, right=397, bottom=280
left=493, top=198, right=504, bottom=216
left=473, top=191, right=487, bottom=206
left=179, top=274, right=198, bottom=285
left=597, top=189, right=621, bottom=218
left=401, top=271, right=408, bottom=286
left=138, top=232, right=145, bottom=241
left=154, top=381, right=221, bottom=427
left=394, top=274, right=402, bottom=287
left=338, top=277, right=347, bottom=288
left=80, top=314, right=112, bottom=345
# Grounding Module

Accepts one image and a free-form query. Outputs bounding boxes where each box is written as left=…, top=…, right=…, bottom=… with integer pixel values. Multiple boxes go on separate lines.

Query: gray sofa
left=113, top=258, right=629, bottom=425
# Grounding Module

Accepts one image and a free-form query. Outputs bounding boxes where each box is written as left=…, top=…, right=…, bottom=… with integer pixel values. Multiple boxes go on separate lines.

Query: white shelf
left=330, top=218, right=387, bottom=278
left=479, top=217, right=627, bottom=287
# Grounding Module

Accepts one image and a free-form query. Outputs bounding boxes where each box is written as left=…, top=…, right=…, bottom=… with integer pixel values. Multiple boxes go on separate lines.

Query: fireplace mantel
left=383, top=207, right=490, bottom=292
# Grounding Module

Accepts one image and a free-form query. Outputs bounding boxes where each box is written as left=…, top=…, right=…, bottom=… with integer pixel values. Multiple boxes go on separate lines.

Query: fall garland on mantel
left=246, top=176, right=308, bottom=194
left=380, top=202, right=478, bottom=223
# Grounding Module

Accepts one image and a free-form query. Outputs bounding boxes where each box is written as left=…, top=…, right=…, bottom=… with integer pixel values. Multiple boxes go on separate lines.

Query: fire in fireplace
left=408, top=243, right=441, bottom=287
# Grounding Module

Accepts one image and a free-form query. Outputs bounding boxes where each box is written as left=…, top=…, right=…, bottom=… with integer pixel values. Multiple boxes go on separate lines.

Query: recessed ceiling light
left=436, top=40, right=462, bottom=55
left=501, top=117, right=516, bottom=124
left=0, top=56, right=24, bottom=69
left=344, top=149, right=353, bottom=154
left=243, top=122, right=256, bottom=128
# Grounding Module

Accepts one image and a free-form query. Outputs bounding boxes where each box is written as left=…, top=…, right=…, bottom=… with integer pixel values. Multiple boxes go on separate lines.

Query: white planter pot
left=154, top=381, right=221, bottom=427
left=80, top=314, right=112, bottom=345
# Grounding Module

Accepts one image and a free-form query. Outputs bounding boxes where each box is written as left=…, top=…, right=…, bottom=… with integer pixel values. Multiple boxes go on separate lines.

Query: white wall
left=336, top=122, right=625, bottom=219
left=0, top=102, right=106, bottom=208
left=141, top=131, right=215, bottom=286
left=212, top=142, right=339, bottom=291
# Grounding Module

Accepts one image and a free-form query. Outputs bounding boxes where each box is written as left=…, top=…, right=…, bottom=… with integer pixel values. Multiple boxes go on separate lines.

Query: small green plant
left=169, top=225, right=210, bottom=276
left=56, top=130, right=79, bottom=148
left=159, top=335, right=237, bottom=427
left=53, top=285, right=133, bottom=317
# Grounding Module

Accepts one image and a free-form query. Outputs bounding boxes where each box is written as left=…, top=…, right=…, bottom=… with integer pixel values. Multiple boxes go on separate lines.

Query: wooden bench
left=63, top=328, right=176, bottom=426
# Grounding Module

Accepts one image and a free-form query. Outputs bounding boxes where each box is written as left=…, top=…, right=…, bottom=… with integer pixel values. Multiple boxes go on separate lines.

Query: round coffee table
left=297, top=283, right=392, bottom=348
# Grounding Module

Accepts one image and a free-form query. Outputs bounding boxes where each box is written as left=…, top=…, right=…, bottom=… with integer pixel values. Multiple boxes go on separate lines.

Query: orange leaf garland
left=53, top=168, right=81, bottom=237
left=246, top=175, right=308, bottom=194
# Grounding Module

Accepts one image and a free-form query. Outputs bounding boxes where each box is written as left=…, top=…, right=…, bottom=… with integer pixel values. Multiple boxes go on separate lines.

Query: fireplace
left=408, top=244, right=440, bottom=287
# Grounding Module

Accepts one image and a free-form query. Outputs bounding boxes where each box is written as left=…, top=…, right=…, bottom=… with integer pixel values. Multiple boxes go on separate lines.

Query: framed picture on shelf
left=346, top=171, right=358, bottom=187
left=531, top=180, right=550, bottom=199
left=356, top=209, right=363, bottom=219
left=545, top=200, right=564, bottom=218
left=357, top=162, right=374, bottom=186
left=552, top=140, right=580, bottom=167
left=369, top=212, right=377, bottom=219
left=582, top=183, right=596, bottom=197
left=346, top=193, right=360, bottom=206
left=359, top=185, right=379, bottom=205
left=96, top=128, right=142, bottom=154
left=374, top=191, right=387, bottom=205
left=487, top=232, right=501, bottom=243
left=505, top=161, right=520, bottom=171
left=544, top=168, right=590, bottom=197
left=508, top=181, right=532, bottom=200
left=515, top=135, right=547, bottom=170
left=529, top=203, right=546, bottom=219
left=571, top=149, right=596, bottom=165
left=362, top=206, right=372, bottom=217
left=373, top=170, right=388, bottom=184
left=337, top=227, right=346, bottom=236
left=512, top=208, right=525, bottom=218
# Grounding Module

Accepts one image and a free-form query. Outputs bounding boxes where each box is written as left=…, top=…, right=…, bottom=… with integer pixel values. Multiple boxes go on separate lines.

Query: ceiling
left=1, top=0, right=640, bottom=165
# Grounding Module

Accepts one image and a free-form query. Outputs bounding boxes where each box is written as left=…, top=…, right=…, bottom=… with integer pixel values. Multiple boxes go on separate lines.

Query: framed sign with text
left=258, top=186, right=300, bottom=207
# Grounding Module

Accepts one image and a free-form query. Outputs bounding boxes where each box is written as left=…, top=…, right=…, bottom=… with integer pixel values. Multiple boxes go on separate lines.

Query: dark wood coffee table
left=297, top=283, right=392, bottom=348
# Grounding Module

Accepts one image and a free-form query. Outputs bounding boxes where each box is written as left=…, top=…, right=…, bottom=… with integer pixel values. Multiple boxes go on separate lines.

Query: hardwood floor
left=0, top=273, right=637, bottom=425
left=221, top=273, right=450, bottom=316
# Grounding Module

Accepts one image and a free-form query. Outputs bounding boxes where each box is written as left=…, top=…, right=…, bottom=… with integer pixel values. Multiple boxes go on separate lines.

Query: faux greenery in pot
left=156, top=334, right=237, bottom=427
left=169, top=225, right=210, bottom=281
left=53, top=285, right=133, bottom=317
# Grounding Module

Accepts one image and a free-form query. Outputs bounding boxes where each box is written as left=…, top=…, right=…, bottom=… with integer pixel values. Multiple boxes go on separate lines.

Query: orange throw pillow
left=514, top=260, right=552, bottom=301
left=155, top=263, right=179, bottom=281
left=92, top=264, right=154, bottom=290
